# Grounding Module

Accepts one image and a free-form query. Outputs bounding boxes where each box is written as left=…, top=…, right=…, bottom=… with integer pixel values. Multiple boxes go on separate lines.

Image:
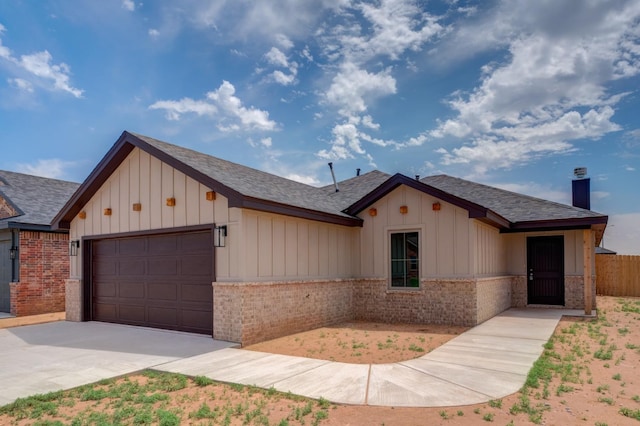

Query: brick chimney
left=572, top=167, right=590, bottom=210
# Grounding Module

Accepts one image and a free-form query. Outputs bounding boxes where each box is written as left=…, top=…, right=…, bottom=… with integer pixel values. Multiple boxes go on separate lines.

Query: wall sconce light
left=206, top=191, right=216, bottom=201
left=132, top=203, right=142, bottom=212
left=214, top=225, right=227, bottom=247
left=78, top=211, right=87, bottom=219
left=432, top=202, right=441, bottom=211
left=166, top=197, right=176, bottom=207
left=69, top=240, right=80, bottom=256
left=399, top=205, right=408, bottom=214
left=368, top=208, right=377, bottom=217
left=103, top=208, right=112, bottom=216
left=9, top=246, right=18, bottom=260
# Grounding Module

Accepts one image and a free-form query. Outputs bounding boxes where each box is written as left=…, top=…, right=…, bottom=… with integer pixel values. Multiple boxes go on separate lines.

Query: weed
left=439, top=410, right=449, bottom=419
left=317, top=397, right=331, bottom=409
left=594, top=347, right=613, bottom=360
left=193, top=376, right=214, bottom=387
left=156, top=409, right=180, bottom=426
left=625, top=343, right=639, bottom=350
left=598, top=397, right=614, bottom=405
left=597, top=384, right=610, bottom=393
left=618, top=327, right=629, bottom=335
left=473, top=408, right=481, bottom=414
left=408, top=343, right=425, bottom=352
left=632, top=395, right=640, bottom=402
left=595, top=422, right=608, bottom=426
left=488, top=399, right=502, bottom=408
left=619, top=407, right=640, bottom=420
left=457, top=410, right=464, bottom=416
left=190, top=403, right=218, bottom=420
left=613, top=373, right=622, bottom=381
left=556, top=384, right=574, bottom=396
left=482, top=413, right=494, bottom=422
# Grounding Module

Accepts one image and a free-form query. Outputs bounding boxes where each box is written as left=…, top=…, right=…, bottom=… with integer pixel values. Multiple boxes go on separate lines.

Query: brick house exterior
left=0, top=171, right=79, bottom=316
left=53, top=131, right=608, bottom=345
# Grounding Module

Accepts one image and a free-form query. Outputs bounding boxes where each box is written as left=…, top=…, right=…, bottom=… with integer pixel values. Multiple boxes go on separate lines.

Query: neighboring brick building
left=53, top=131, right=607, bottom=345
left=0, top=171, right=79, bottom=316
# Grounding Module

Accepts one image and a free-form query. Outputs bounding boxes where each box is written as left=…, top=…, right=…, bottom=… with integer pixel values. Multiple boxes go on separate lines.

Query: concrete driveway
left=0, top=321, right=235, bottom=406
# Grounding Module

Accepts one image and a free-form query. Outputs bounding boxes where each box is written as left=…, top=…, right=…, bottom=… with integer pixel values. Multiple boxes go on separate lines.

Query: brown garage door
left=91, top=230, right=213, bottom=335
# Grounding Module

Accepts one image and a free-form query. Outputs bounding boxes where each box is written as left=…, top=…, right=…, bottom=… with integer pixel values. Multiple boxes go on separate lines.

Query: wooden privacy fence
left=596, top=255, right=640, bottom=297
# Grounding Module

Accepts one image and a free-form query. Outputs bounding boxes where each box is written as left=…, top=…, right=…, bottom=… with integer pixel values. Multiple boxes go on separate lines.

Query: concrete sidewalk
left=158, top=308, right=589, bottom=407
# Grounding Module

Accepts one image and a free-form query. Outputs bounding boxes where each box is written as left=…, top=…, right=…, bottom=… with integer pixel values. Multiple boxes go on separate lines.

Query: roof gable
left=0, top=170, right=79, bottom=230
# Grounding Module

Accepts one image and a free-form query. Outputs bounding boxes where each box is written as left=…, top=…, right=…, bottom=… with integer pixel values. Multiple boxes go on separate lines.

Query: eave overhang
left=52, top=131, right=362, bottom=230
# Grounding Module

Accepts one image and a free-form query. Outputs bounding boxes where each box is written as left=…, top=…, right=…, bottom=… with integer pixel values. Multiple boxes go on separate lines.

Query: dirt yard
left=245, top=322, right=468, bottom=364
left=1, top=296, right=639, bottom=425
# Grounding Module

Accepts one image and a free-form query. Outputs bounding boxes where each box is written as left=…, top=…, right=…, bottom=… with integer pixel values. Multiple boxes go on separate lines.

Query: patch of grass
left=594, top=347, right=614, bottom=360
left=0, top=392, right=64, bottom=420
left=612, top=373, right=622, bottom=381
left=488, top=399, right=502, bottom=408
left=457, top=410, right=464, bottom=416
left=632, top=395, right=640, bottom=402
left=439, top=410, right=449, bottom=419
left=556, top=384, right=574, bottom=396
left=408, top=343, right=424, bottom=352
left=619, top=407, right=640, bottom=420
left=482, top=413, right=494, bottom=422
left=156, top=409, right=180, bottom=426
left=625, top=343, right=639, bottom=350
left=598, top=397, right=614, bottom=405
left=617, top=327, right=630, bottom=335
left=597, top=384, right=610, bottom=393
left=193, top=375, right=214, bottom=387
left=190, top=403, right=218, bottom=420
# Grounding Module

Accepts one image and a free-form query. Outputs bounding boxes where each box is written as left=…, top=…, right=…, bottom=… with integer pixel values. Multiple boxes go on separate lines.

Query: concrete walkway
left=158, top=308, right=589, bottom=407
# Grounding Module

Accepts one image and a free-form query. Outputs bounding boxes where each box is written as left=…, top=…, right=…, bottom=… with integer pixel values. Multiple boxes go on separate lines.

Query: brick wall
left=511, top=276, right=527, bottom=307
left=476, top=276, right=512, bottom=323
left=353, top=278, right=478, bottom=326
left=213, top=279, right=354, bottom=345
left=11, top=231, right=68, bottom=316
left=565, top=275, right=597, bottom=310
left=65, top=279, right=82, bottom=321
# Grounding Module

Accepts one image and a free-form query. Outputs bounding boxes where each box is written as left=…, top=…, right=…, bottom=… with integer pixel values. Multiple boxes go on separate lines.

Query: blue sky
left=1, top=0, right=639, bottom=254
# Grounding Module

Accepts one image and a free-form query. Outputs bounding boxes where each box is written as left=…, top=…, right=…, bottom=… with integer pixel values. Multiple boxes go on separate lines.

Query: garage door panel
left=148, top=282, right=177, bottom=300
left=119, top=260, right=146, bottom=275
left=119, top=304, right=146, bottom=322
left=181, top=283, right=212, bottom=301
left=119, top=281, right=145, bottom=298
left=148, top=235, right=178, bottom=254
left=91, top=230, right=213, bottom=335
left=181, top=255, right=212, bottom=275
left=94, top=260, right=117, bottom=276
left=148, top=259, right=178, bottom=275
left=119, top=238, right=146, bottom=255
left=94, top=240, right=116, bottom=256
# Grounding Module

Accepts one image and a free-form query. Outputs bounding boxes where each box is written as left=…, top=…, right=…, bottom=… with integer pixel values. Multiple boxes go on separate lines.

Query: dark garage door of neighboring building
left=91, top=229, right=214, bottom=335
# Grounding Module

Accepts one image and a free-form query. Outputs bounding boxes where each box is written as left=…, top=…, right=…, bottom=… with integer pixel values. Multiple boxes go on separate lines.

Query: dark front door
left=90, top=230, right=214, bottom=335
left=527, top=236, right=564, bottom=305
left=0, top=231, right=12, bottom=313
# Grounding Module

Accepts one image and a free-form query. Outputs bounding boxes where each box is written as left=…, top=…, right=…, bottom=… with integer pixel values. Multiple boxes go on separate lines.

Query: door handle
left=529, top=270, right=534, bottom=281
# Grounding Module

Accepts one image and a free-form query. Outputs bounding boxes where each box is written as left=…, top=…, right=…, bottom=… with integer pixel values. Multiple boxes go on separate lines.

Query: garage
left=90, top=229, right=214, bottom=335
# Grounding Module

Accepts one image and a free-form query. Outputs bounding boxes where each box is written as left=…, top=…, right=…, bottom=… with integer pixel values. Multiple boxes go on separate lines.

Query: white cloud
left=325, top=63, right=396, bottom=116
left=432, top=1, right=640, bottom=173
left=265, top=47, right=289, bottom=68
left=260, top=137, right=272, bottom=148
left=150, top=80, right=278, bottom=132
left=8, top=78, right=34, bottom=93
left=264, top=47, right=298, bottom=86
left=122, top=0, right=135, bottom=12
left=148, top=29, right=160, bottom=38
left=15, top=159, right=75, bottom=180
left=489, top=181, right=569, bottom=204
left=0, top=28, right=84, bottom=98
left=626, top=166, right=636, bottom=171
left=285, top=173, right=320, bottom=186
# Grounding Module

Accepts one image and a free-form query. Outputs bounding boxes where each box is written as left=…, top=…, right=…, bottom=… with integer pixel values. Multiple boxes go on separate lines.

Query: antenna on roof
left=356, top=168, right=361, bottom=177
left=328, top=163, right=339, bottom=192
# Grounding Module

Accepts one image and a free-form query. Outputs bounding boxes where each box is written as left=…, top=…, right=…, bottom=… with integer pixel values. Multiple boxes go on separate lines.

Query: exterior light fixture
left=214, top=225, right=227, bottom=247
left=399, top=205, right=408, bottom=214
left=432, top=202, right=441, bottom=211
left=69, top=240, right=80, bottom=256
left=9, top=246, right=18, bottom=260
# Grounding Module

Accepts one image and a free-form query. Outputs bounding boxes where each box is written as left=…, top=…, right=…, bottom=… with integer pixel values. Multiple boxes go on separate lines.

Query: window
left=390, top=231, right=419, bottom=288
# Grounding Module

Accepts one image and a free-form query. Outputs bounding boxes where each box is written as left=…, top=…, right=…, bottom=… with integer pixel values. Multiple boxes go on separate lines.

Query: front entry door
left=527, top=236, right=564, bottom=305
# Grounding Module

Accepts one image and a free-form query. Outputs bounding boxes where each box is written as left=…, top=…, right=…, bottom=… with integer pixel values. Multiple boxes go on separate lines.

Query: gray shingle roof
left=133, top=133, right=388, bottom=219
left=422, top=174, right=606, bottom=223
left=0, top=170, right=80, bottom=229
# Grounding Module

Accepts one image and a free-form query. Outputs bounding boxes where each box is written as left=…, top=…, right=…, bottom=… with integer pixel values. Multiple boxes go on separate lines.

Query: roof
left=0, top=170, right=79, bottom=231
left=595, top=247, right=617, bottom=255
left=52, top=131, right=608, bottom=242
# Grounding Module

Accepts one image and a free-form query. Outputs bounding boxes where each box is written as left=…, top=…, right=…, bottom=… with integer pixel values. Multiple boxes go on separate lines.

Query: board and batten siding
left=238, top=210, right=360, bottom=281
left=474, top=221, right=507, bottom=276
left=69, top=148, right=236, bottom=280
left=504, top=229, right=593, bottom=276
left=358, top=185, right=476, bottom=279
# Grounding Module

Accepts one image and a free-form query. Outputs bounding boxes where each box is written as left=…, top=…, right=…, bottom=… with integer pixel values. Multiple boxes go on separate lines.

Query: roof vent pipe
left=356, top=168, right=361, bottom=176
left=415, top=175, right=420, bottom=181
left=328, top=162, right=339, bottom=192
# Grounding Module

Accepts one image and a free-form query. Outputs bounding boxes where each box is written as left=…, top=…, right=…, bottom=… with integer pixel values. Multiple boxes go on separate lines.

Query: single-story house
left=52, top=131, right=608, bottom=345
left=0, top=170, right=79, bottom=316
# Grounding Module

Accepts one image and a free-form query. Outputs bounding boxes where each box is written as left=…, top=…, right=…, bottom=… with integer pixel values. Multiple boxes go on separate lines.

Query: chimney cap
left=574, top=167, right=587, bottom=179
